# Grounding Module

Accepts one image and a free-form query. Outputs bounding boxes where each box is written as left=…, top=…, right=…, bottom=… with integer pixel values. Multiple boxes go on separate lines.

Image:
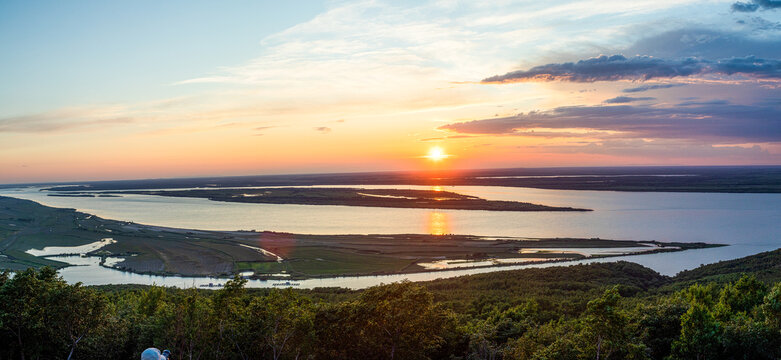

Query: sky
left=1, top=0, right=780, bottom=183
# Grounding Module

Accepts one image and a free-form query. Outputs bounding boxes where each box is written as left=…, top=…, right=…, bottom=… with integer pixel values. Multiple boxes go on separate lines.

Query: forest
left=2, top=249, right=781, bottom=360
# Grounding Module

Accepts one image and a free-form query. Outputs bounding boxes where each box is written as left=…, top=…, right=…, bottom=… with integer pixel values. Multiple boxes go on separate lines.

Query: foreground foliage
left=2, top=256, right=781, bottom=359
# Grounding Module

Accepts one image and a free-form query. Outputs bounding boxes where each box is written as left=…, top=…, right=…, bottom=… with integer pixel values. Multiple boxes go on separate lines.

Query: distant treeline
left=3, top=249, right=781, bottom=359
left=40, top=165, right=781, bottom=193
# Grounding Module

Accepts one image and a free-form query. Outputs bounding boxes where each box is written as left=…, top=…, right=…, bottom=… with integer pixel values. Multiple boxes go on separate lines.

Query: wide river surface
left=2, top=185, right=779, bottom=289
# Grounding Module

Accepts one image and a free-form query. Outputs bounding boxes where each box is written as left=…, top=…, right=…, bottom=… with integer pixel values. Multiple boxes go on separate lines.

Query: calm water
left=2, top=185, right=779, bottom=288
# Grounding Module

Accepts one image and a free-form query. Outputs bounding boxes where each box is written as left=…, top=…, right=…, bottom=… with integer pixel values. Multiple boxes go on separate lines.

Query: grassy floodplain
left=0, top=196, right=720, bottom=279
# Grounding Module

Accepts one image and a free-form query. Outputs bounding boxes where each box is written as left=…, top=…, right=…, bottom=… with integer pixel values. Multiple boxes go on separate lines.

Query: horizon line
left=3, top=164, right=781, bottom=187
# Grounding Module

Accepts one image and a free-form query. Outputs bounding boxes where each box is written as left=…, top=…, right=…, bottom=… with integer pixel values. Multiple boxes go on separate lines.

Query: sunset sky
left=2, top=0, right=780, bottom=183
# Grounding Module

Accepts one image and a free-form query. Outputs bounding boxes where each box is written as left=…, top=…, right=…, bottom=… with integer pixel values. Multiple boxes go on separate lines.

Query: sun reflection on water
left=427, top=211, right=450, bottom=235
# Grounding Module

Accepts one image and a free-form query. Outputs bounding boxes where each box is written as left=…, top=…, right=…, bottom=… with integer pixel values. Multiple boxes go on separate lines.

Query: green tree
left=48, top=284, right=108, bottom=360
left=636, top=297, right=687, bottom=360
left=130, top=286, right=173, bottom=356
left=503, top=320, right=578, bottom=360
left=490, top=299, right=540, bottom=343
left=212, top=276, right=253, bottom=360
left=314, top=281, right=455, bottom=360
left=465, top=321, right=502, bottom=360
left=719, top=314, right=773, bottom=360
left=577, top=286, right=644, bottom=360
left=0, top=267, right=62, bottom=360
left=761, top=282, right=781, bottom=330
left=163, top=289, right=216, bottom=360
left=671, top=303, right=720, bottom=360
left=715, top=275, right=767, bottom=319
left=250, top=289, right=314, bottom=360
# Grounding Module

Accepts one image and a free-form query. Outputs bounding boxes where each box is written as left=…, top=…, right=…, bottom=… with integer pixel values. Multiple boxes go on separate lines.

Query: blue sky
left=0, top=1, right=325, bottom=112
left=1, top=0, right=780, bottom=182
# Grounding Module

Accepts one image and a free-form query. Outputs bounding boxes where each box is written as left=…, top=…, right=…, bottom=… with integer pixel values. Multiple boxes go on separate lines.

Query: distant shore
left=32, top=166, right=781, bottom=193
left=95, top=187, right=591, bottom=212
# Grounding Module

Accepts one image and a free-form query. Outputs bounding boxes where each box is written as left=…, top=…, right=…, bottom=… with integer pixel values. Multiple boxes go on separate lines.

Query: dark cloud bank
left=468, top=28, right=781, bottom=152
left=622, top=83, right=684, bottom=93
left=604, top=96, right=655, bottom=104
left=439, top=102, right=781, bottom=143
left=732, top=0, right=781, bottom=12
left=482, top=55, right=781, bottom=83
left=483, top=28, right=781, bottom=84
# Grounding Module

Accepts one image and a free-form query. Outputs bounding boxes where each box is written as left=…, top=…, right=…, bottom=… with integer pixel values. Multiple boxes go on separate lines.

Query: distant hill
left=671, top=248, right=781, bottom=286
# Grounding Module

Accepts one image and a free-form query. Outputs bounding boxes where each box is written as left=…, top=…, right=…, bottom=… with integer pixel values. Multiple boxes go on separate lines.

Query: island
left=88, top=187, right=592, bottom=211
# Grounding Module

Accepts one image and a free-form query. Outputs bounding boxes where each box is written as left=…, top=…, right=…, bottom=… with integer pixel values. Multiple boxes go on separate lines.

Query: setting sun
left=425, top=146, right=449, bottom=161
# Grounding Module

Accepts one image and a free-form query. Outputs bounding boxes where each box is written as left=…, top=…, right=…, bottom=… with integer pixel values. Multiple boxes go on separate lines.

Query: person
left=141, top=348, right=171, bottom=360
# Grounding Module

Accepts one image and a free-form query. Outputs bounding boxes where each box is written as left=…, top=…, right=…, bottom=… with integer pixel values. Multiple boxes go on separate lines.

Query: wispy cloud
left=541, top=140, right=774, bottom=160
left=420, top=135, right=476, bottom=142
left=0, top=106, right=135, bottom=133
left=604, top=96, right=655, bottom=103
left=314, top=126, right=331, bottom=133
left=252, top=125, right=277, bottom=136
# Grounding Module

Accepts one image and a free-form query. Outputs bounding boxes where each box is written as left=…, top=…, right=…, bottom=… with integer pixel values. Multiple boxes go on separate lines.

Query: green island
left=0, top=196, right=716, bottom=279
left=77, top=187, right=592, bottom=211
left=3, top=245, right=781, bottom=359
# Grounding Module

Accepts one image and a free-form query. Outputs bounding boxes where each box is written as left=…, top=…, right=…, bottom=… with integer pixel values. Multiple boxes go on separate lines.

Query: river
left=1, top=185, right=779, bottom=288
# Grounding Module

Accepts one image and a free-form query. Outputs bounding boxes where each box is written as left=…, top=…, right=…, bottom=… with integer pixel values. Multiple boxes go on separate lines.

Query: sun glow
left=427, top=211, right=450, bottom=235
left=425, top=146, right=449, bottom=161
